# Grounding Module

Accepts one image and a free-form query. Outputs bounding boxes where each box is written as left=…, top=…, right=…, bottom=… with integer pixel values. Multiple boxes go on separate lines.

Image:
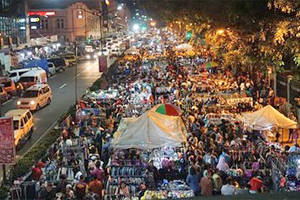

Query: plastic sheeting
left=242, top=105, right=297, bottom=130
left=174, top=43, right=193, bottom=51
left=112, top=108, right=187, bottom=149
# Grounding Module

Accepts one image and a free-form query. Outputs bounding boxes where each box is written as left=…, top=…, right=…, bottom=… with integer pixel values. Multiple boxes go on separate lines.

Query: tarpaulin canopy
left=125, top=47, right=140, bottom=55
left=112, top=108, right=187, bottom=149
left=174, top=43, right=193, bottom=51
left=242, top=105, right=297, bottom=130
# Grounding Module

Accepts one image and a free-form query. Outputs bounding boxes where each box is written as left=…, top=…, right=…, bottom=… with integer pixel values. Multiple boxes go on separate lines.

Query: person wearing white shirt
left=221, top=177, right=236, bottom=196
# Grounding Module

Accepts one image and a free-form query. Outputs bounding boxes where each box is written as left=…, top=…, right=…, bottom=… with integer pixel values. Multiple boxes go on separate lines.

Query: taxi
left=17, top=84, right=52, bottom=111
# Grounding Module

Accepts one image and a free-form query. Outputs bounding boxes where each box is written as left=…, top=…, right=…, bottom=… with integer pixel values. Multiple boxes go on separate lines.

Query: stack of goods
left=286, top=153, right=300, bottom=191
left=143, top=180, right=194, bottom=199
left=142, top=190, right=194, bottom=199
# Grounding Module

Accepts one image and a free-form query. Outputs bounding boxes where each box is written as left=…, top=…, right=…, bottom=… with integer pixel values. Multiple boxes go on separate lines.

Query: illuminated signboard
left=30, top=17, right=40, bottom=23
left=0, top=117, right=15, bottom=164
left=28, top=11, right=56, bottom=16
left=29, top=16, right=41, bottom=29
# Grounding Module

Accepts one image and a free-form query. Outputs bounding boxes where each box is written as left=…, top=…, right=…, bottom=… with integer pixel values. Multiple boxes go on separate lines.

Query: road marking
left=76, top=66, right=92, bottom=77
left=2, top=99, right=12, bottom=106
left=18, top=120, right=58, bottom=160
left=49, top=75, right=57, bottom=79
left=59, top=83, right=67, bottom=89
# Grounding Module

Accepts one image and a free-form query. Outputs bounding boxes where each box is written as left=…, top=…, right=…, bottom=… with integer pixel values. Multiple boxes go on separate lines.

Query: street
left=2, top=60, right=102, bottom=157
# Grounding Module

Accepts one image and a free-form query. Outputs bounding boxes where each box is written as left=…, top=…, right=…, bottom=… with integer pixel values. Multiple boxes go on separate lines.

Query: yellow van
left=5, top=109, right=34, bottom=149
left=17, top=84, right=52, bottom=111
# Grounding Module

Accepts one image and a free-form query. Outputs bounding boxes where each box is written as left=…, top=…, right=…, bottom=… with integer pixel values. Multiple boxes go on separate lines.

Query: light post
left=216, top=29, right=225, bottom=35
left=267, top=66, right=272, bottom=87
left=287, top=74, right=293, bottom=103
left=75, top=44, right=78, bottom=103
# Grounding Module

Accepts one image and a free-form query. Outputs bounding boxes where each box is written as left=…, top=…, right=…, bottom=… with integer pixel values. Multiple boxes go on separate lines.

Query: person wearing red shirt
left=249, top=176, right=263, bottom=194
left=75, top=175, right=88, bottom=199
left=37, top=160, right=45, bottom=169
left=88, top=175, right=104, bottom=198
left=31, top=164, right=42, bottom=181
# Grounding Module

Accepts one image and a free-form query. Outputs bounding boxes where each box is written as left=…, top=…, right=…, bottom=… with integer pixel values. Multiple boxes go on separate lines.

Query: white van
left=19, top=70, right=47, bottom=89
left=9, top=67, right=41, bottom=82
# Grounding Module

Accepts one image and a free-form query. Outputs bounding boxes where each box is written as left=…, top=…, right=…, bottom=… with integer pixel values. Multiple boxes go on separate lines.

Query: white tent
left=112, top=109, right=187, bottom=149
left=174, top=43, right=193, bottom=51
left=242, top=105, right=297, bottom=130
left=124, top=47, right=140, bottom=55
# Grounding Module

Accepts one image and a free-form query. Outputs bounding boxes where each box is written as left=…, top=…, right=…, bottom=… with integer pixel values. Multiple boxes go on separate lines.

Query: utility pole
left=0, top=93, right=4, bottom=183
left=75, top=44, right=78, bottom=104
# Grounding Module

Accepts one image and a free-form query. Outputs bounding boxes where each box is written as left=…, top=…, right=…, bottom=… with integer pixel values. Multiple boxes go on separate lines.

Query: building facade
left=0, top=0, right=27, bottom=47
left=29, top=0, right=130, bottom=43
left=29, top=2, right=101, bottom=42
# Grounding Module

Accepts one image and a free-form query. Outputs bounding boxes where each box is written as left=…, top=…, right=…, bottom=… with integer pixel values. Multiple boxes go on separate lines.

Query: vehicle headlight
left=30, top=100, right=35, bottom=105
left=86, top=55, right=91, bottom=59
left=17, top=101, right=21, bottom=105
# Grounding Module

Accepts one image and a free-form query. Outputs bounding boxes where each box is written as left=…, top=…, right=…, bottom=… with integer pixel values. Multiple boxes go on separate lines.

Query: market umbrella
left=200, top=62, right=218, bottom=69
left=154, top=103, right=182, bottom=116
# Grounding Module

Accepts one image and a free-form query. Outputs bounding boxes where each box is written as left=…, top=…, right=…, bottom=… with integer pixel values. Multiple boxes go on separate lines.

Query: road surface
left=2, top=59, right=101, bottom=158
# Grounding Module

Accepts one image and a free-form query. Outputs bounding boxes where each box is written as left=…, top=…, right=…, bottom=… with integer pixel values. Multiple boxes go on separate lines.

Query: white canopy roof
left=242, top=105, right=297, bottom=130
left=112, top=109, right=187, bottom=149
left=174, top=43, right=193, bottom=51
left=124, top=47, right=140, bottom=55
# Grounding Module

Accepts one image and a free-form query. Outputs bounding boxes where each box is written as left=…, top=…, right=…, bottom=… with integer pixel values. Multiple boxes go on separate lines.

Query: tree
left=135, top=0, right=300, bottom=78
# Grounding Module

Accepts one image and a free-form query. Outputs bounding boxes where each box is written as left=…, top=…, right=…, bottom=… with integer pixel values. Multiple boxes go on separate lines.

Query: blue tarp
left=22, top=59, right=49, bottom=73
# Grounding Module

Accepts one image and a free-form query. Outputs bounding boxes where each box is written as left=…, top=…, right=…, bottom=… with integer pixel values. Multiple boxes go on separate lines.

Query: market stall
left=112, top=107, right=187, bottom=149
left=242, top=105, right=297, bottom=130
left=106, top=105, right=192, bottom=199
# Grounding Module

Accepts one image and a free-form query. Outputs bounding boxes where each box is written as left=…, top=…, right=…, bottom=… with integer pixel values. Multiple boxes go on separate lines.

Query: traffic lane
left=0, top=61, right=96, bottom=115
left=17, top=60, right=101, bottom=156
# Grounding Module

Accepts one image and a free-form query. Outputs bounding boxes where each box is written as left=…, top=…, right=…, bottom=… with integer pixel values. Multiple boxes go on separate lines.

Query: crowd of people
left=24, top=30, right=300, bottom=200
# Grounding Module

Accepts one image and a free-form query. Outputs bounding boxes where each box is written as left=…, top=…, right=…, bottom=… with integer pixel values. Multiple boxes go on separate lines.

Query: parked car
left=47, top=62, right=57, bottom=76
left=0, top=86, right=10, bottom=102
left=47, top=57, right=67, bottom=72
left=19, top=70, right=47, bottom=89
left=22, top=59, right=55, bottom=76
left=60, top=53, right=77, bottom=66
left=8, top=67, right=41, bottom=82
left=0, top=77, right=16, bottom=95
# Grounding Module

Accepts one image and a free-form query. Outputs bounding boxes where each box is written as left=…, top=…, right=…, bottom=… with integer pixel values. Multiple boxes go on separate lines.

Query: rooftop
left=28, top=0, right=100, bottom=10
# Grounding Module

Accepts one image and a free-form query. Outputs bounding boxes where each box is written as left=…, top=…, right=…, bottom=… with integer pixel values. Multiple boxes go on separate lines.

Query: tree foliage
left=135, top=0, right=300, bottom=78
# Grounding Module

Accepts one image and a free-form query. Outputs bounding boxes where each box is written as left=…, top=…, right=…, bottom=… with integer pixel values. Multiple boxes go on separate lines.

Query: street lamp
left=117, top=4, right=123, bottom=11
left=150, top=21, right=156, bottom=27
left=217, top=29, right=225, bottom=35
left=287, top=74, right=293, bottom=103
left=133, top=24, right=140, bottom=32
left=267, top=66, right=272, bottom=86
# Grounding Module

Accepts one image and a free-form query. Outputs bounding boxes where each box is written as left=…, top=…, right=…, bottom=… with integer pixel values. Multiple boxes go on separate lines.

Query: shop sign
left=0, top=117, right=15, bottom=164
left=28, top=11, right=56, bottom=17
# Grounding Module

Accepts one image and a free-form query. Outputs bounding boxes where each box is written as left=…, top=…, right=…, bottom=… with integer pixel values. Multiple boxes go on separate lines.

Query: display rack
left=106, top=160, right=145, bottom=200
